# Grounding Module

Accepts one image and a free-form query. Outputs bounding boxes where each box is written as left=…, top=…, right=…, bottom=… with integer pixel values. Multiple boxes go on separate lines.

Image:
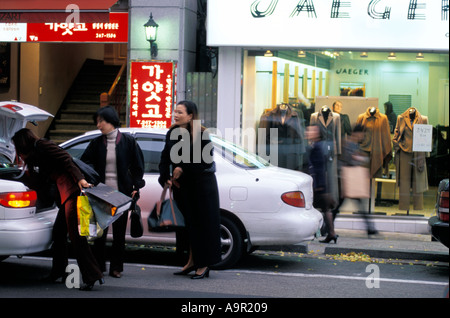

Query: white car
left=0, top=101, right=58, bottom=261
left=60, top=128, right=323, bottom=268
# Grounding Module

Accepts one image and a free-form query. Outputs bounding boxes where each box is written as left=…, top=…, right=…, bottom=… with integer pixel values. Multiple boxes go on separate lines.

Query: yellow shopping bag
left=77, top=193, right=102, bottom=239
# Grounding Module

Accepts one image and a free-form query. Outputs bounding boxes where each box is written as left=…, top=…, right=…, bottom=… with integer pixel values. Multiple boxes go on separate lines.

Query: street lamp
left=144, top=13, right=159, bottom=59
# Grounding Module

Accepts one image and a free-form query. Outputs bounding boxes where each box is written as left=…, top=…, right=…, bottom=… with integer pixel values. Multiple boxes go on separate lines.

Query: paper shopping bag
left=84, top=183, right=132, bottom=229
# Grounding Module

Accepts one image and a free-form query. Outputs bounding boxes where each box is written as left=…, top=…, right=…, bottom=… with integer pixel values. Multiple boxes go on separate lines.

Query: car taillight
left=439, top=191, right=449, bottom=209
left=438, top=191, right=449, bottom=222
left=0, top=191, right=37, bottom=208
left=281, top=191, right=305, bottom=208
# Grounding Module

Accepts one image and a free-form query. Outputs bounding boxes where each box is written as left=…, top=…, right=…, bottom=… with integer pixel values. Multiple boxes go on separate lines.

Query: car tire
left=212, top=214, right=245, bottom=269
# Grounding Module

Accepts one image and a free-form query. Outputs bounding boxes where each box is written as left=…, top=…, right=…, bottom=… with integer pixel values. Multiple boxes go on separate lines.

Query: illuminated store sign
left=0, top=12, right=127, bottom=42
left=129, top=61, right=177, bottom=129
left=207, top=0, right=449, bottom=51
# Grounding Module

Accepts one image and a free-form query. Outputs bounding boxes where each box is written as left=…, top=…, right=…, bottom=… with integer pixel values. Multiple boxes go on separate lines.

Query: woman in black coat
left=12, top=128, right=104, bottom=291
left=159, top=100, right=221, bottom=279
left=81, top=106, right=145, bottom=278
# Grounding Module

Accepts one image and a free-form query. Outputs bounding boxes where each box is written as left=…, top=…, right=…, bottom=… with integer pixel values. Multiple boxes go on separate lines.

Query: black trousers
left=92, top=210, right=129, bottom=273
left=51, top=195, right=103, bottom=283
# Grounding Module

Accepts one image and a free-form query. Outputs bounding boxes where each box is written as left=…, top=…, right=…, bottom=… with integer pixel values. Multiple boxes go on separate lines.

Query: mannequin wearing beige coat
left=392, top=107, right=429, bottom=211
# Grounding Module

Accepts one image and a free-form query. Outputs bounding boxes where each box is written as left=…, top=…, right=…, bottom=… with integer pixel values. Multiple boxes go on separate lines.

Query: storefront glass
left=242, top=49, right=449, bottom=217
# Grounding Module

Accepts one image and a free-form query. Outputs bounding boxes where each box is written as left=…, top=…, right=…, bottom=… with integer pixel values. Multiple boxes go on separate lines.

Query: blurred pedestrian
left=12, top=128, right=104, bottom=291
left=331, top=100, right=352, bottom=223
left=81, top=105, right=145, bottom=278
left=159, top=100, right=221, bottom=279
left=384, top=101, right=397, bottom=134
left=306, top=125, right=338, bottom=244
left=340, top=124, right=378, bottom=235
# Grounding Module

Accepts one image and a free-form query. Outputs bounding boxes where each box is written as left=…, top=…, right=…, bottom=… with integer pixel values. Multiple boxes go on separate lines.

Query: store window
left=242, top=49, right=449, bottom=217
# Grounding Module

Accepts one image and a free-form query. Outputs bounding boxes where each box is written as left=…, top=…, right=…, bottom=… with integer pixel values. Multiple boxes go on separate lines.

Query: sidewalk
left=261, top=216, right=449, bottom=263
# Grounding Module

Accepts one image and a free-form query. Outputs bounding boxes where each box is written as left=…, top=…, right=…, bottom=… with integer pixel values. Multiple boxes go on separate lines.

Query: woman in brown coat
left=12, top=128, right=104, bottom=291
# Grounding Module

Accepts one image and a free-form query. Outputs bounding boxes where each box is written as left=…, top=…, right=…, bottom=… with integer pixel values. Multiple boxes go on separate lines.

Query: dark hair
left=384, top=101, right=393, bottom=114
left=93, top=105, right=120, bottom=128
left=177, top=100, right=199, bottom=120
left=12, top=128, right=39, bottom=158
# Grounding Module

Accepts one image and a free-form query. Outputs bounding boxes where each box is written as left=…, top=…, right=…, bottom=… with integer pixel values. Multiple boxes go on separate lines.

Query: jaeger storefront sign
left=207, top=0, right=449, bottom=51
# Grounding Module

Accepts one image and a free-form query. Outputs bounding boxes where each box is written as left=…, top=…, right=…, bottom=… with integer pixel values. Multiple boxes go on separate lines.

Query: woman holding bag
left=81, top=106, right=145, bottom=278
left=159, top=100, right=221, bottom=279
left=12, top=128, right=104, bottom=291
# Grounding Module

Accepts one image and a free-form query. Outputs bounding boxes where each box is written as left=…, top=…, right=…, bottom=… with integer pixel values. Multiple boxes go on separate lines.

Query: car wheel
left=212, top=214, right=245, bottom=269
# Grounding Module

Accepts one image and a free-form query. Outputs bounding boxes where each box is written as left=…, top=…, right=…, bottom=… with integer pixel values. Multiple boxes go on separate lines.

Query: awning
left=0, top=0, right=120, bottom=23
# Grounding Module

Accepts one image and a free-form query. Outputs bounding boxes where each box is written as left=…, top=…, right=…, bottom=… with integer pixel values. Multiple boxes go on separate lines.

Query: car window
left=211, top=135, right=270, bottom=169
left=65, top=140, right=92, bottom=159
left=135, top=135, right=165, bottom=173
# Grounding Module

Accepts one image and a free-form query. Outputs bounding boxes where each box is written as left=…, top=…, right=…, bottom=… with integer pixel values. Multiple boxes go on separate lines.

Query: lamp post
left=144, top=13, right=159, bottom=59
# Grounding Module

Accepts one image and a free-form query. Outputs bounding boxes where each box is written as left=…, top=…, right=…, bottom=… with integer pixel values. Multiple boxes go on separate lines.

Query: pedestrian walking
left=159, top=100, right=221, bottom=279
left=12, top=128, right=104, bottom=291
left=340, top=124, right=378, bottom=235
left=80, top=105, right=145, bottom=278
left=305, top=125, right=338, bottom=244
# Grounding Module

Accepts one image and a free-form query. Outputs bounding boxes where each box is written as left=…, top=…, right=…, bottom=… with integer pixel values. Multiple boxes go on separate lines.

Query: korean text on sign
left=129, top=62, right=175, bottom=129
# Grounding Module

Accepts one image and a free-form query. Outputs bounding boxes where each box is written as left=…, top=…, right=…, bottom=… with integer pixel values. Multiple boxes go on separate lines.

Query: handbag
left=73, top=157, right=100, bottom=186
left=77, top=192, right=102, bottom=239
left=148, top=184, right=185, bottom=232
left=341, top=165, right=370, bottom=199
left=129, top=195, right=144, bottom=238
left=84, top=183, right=132, bottom=229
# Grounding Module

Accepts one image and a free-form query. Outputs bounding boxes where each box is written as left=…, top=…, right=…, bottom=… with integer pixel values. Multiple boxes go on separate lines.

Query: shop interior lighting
left=144, top=13, right=159, bottom=59
left=264, top=50, right=274, bottom=57
left=416, top=52, right=424, bottom=59
left=360, top=52, right=368, bottom=58
left=388, top=52, right=397, bottom=60
left=298, top=50, right=306, bottom=57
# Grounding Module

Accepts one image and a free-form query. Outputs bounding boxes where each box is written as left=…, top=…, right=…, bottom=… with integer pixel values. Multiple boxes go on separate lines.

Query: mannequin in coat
left=259, top=103, right=305, bottom=170
left=392, top=107, right=429, bottom=211
left=309, top=106, right=341, bottom=207
left=356, top=107, right=392, bottom=178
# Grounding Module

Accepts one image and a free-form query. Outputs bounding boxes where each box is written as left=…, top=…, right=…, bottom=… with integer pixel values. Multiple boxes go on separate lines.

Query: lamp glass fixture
left=360, top=52, right=368, bottom=58
left=298, top=50, right=306, bottom=57
left=144, top=13, right=159, bottom=42
left=264, top=50, right=274, bottom=57
left=388, top=52, right=396, bottom=59
left=416, top=52, right=424, bottom=59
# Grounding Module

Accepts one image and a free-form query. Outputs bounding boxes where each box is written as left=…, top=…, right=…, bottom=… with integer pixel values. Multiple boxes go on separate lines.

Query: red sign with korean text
left=25, top=12, right=127, bottom=42
left=129, top=61, right=176, bottom=129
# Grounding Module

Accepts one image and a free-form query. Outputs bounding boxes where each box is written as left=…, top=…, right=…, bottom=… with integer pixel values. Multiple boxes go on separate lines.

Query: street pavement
left=264, top=228, right=449, bottom=264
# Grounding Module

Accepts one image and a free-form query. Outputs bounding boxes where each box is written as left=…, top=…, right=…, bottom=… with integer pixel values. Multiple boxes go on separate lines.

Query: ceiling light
left=264, top=50, right=273, bottom=57
left=416, top=52, right=424, bottom=59
left=360, top=52, right=368, bottom=58
left=388, top=52, right=397, bottom=60
left=298, top=50, right=306, bottom=57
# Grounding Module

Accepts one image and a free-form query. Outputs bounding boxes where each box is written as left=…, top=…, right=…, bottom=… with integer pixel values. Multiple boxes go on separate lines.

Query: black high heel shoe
left=173, top=265, right=195, bottom=276
left=191, top=268, right=209, bottom=280
left=319, top=235, right=339, bottom=244
left=80, top=278, right=105, bottom=291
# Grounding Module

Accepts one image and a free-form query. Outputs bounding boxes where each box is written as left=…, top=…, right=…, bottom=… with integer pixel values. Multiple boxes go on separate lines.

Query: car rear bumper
left=0, top=209, right=57, bottom=256
left=428, top=216, right=449, bottom=248
left=242, top=207, right=323, bottom=246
